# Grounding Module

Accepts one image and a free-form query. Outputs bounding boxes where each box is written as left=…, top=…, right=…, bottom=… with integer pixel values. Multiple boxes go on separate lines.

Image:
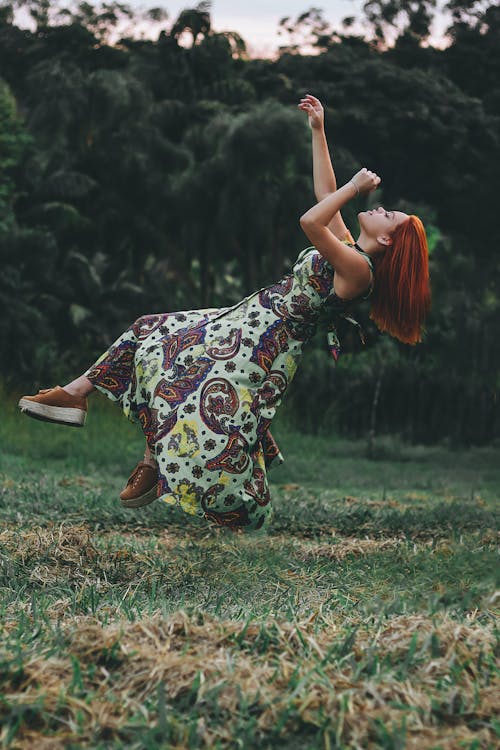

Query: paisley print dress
left=83, top=237, right=374, bottom=532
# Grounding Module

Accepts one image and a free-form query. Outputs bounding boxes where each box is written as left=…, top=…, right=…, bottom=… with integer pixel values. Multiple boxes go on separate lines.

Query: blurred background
left=1, top=0, right=499, bottom=446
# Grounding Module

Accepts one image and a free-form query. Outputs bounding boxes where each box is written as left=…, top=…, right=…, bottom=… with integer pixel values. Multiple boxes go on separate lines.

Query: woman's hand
left=297, top=93, right=324, bottom=131
left=350, top=167, right=381, bottom=195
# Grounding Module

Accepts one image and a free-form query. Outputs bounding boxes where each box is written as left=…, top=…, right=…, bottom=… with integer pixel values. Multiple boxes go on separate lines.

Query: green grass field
left=0, top=388, right=498, bottom=749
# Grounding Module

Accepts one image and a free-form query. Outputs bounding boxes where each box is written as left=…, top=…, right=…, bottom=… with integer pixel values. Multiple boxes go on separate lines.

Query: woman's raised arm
left=298, top=94, right=354, bottom=243
left=300, top=169, right=380, bottom=288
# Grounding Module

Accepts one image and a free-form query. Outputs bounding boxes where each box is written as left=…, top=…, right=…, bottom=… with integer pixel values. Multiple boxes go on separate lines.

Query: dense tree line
left=1, top=0, right=499, bottom=445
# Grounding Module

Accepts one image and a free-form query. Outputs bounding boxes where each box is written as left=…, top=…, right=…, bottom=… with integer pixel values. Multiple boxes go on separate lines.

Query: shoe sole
left=18, top=398, right=86, bottom=427
left=120, top=483, right=159, bottom=508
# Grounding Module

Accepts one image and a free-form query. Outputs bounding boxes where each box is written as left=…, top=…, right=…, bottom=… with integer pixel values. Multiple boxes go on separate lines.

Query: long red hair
left=369, top=215, right=431, bottom=345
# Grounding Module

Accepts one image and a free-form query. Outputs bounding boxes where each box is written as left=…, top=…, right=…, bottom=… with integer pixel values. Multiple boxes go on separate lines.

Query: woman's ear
left=376, top=234, right=393, bottom=248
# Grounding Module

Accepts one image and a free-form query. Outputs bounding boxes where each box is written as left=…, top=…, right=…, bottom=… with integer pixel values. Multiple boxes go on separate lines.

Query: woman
left=18, top=94, right=431, bottom=532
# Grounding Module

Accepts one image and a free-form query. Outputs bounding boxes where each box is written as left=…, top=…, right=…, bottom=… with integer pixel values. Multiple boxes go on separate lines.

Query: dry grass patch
left=1, top=608, right=497, bottom=749
left=1, top=523, right=498, bottom=747
left=295, top=533, right=499, bottom=562
left=0, top=524, right=98, bottom=566
left=0, top=524, right=177, bottom=589
left=0, top=525, right=410, bottom=568
left=294, top=536, right=405, bottom=562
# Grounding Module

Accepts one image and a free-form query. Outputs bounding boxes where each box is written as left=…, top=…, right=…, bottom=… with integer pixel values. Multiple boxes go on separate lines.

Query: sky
left=125, top=0, right=452, bottom=57
left=15, top=1, right=452, bottom=58
left=132, top=0, right=370, bottom=57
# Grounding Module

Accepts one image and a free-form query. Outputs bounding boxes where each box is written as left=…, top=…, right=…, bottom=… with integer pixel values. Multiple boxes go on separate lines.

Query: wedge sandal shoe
left=18, top=385, right=88, bottom=427
left=120, top=461, right=159, bottom=508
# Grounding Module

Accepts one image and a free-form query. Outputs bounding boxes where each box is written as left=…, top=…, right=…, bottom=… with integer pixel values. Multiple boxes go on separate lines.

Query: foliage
left=0, top=0, right=499, bottom=443
left=0, top=77, right=32, bottom=230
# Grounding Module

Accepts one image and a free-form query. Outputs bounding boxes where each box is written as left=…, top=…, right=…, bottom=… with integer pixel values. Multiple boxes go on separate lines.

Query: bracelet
left=349, top=179, right=359, bottom=196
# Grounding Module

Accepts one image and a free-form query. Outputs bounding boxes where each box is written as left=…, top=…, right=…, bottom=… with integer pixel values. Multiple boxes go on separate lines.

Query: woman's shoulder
left=294, top=231, right=355, bottom=266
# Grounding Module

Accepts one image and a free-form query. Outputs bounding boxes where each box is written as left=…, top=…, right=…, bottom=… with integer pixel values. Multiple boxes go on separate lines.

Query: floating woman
left=18, top=94, right=431, bottom=532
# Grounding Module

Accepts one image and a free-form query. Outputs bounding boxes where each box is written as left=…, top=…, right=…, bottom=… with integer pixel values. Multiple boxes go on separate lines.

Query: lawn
left=0, top=388, right=498, bottom=749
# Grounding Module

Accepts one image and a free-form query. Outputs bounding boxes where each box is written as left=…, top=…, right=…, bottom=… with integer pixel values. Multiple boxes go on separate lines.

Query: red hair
left=369, top=215, right=431, bottom=345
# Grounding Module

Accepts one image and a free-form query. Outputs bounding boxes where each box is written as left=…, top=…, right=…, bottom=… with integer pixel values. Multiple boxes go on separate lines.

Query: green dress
left=84, top=239, right=374, bottom=531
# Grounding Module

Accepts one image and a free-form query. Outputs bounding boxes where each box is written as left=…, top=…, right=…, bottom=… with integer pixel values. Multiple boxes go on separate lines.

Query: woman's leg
left=119, top=439, right=159, bottom=507
left=62, top=375, right=96, bottom=397
left=142, top=441, right=157, bottom=467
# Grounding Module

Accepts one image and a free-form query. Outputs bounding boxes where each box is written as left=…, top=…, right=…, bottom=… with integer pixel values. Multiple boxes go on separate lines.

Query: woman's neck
left=355, top=233, right=385, bottom=257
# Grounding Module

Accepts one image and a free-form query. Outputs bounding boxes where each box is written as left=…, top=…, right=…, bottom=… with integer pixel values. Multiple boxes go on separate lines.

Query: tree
left=170, top=1, right=211, bottom=48
left=1, top=1, right=500, bottom=442
left=0, top=77, right=32, bottom=230
left=277, top=7, right=338, bottom=55
left=359, top=0, right=438, bottom=48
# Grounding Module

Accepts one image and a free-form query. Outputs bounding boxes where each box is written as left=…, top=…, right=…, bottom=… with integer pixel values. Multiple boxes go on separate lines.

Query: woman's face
left=358, top=207, right=409, bottom=244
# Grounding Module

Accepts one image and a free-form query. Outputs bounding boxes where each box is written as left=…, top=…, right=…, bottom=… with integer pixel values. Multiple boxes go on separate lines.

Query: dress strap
left=294, top=245, right=316, bottom=265
left=353, top=242, right=375, bottom=273
left=351, top=244, right=374, bottom=299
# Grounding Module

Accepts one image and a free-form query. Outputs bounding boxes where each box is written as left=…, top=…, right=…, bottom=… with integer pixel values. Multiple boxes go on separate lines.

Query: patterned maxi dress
left=83, top=237, right=374, bottom=532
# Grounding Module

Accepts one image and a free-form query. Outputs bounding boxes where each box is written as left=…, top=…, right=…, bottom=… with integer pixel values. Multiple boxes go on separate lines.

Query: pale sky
left=15, top=1, right=452, bottom=58
left=138, top=0, right=367, bottom=58
left=126, top=0, right=452, bottom=56
left=153, top=0, right=363, bottom=49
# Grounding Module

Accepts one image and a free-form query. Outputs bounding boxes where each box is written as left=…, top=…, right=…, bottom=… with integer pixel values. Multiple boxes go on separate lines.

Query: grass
left=0, top=386, right=498, bottom=749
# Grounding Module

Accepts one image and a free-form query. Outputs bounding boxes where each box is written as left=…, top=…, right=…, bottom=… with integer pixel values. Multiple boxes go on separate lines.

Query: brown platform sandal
left=18, top=386, right=88, bottom=427
left=120, top=461, right=159, bottom=508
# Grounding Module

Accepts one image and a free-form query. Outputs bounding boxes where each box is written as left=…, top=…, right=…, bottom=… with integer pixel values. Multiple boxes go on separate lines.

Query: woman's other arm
left=300, top=169, right=380, bottom=288
left=298, top=94, right=354, bottom=243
